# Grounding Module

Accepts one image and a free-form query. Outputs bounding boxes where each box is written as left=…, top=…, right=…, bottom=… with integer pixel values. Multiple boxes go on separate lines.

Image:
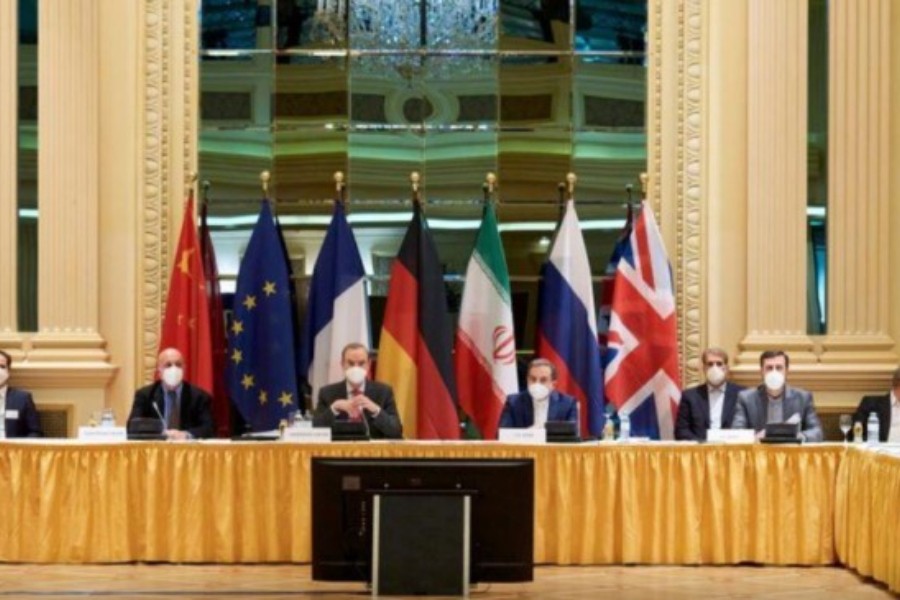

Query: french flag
left=536, top=200, right=605, bottom=437
left=298, top=202, right=370, bottom=408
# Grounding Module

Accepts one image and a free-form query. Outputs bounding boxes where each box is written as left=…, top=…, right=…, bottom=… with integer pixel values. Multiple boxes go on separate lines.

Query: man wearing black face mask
left=0, top=349, right=43, bottom=438
left=127, top=347, right=215, bottom=440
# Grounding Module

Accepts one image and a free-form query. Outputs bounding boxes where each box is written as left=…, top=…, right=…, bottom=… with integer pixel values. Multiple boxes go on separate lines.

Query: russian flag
left=536, top=200, right=605, bottom=437
left=298, top=202, right=370, bottom=408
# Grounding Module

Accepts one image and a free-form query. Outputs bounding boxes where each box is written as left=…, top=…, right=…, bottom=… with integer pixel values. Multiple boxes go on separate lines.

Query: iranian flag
left=454, top=204, right=519, bottom=439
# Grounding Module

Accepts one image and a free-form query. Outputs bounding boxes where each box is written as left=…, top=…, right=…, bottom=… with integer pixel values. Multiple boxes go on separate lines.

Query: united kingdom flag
left=604, top=201, right=681, bottom=439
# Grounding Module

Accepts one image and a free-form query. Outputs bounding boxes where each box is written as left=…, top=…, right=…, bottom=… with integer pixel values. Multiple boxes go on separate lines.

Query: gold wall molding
left=140, top=0, right=199, bottom=383
left=648, top=0, right=704, bottom=384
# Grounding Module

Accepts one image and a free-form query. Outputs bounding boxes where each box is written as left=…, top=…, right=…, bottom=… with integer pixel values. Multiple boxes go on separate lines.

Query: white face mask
left=0, top=366, right=8, bottom=387
left=706, top=366, right=726, bottom=387
left=528, top=383, right=550, bottom=401
left=764, top=370, right=785, bottom=392
left=345, top=366, right=367, bottom=386
left=161, top=365, right=184, bottom=389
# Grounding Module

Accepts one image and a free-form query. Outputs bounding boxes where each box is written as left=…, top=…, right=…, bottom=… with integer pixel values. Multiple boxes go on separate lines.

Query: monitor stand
left=371, top=492, right=471, bottom=596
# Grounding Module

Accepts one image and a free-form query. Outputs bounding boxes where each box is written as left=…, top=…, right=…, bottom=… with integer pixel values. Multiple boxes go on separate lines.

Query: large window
left=199, top=0, right=648, bottom=349
left=18, top=0, right=38, bottom=332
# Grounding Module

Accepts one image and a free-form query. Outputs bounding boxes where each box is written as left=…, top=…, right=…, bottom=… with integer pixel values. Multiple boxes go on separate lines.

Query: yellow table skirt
left=0, top=442, right=843, bottom=565
left=835, top=446, right=900, bottom=594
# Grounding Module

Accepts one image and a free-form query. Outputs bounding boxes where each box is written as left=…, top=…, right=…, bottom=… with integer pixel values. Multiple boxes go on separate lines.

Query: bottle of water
left=867, top=412, right=880, bottom=444
left=619, top=412, right=631, bottom=441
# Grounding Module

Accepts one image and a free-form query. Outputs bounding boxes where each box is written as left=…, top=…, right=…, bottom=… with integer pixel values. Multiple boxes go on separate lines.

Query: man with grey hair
left=675, top=347, right=744, bottom=441
left=497, top=357, right=578, bottom=434
left=851, top=366, right=900, bottom=442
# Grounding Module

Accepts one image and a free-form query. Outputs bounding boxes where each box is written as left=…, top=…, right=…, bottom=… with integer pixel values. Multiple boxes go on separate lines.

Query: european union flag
left=227, top=200, right=299, bottom=431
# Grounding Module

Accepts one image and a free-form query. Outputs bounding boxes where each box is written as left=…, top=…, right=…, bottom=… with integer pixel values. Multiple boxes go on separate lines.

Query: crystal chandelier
left=306, top=0, right=498, bottom=81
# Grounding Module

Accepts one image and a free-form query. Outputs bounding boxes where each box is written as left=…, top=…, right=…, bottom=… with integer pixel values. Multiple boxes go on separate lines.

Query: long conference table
left=0, top=440, right=896, bottom=592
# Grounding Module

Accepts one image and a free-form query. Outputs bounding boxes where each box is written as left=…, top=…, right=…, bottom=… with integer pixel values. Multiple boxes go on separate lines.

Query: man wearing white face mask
left=127, top=347, right=215, bottom=440
left=675, top=347, right=744, bottom=441
left=497, top=358, right=577, bottom=432
left=312, top=343, right=402, bottom=439
left=732, top=350, right=823, bottom=442
left=0, top=349, right=43, bottom=438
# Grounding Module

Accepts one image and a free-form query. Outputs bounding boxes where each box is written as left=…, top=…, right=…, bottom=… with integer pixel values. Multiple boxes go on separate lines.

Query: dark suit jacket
left=732, top=385, right=824, bottom=442
left=674, top=382, right=744, bottom=441
left=3, top=388, right=43, bottom=437
left=312, top=380, right=403, bottom=439
left=498, top=390, right=578, bottom=430
left=852, top=394, right=892, bottom=442
left=127, top=381, right=215, bottom=439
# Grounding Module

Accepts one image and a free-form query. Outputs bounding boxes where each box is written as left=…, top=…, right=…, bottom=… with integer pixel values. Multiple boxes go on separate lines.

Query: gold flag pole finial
left=565, top=172, right=577, bottom=201
left=410, top=171, right=421, bottom=206
left=334, top=171, right=346, bottom=205
left=187, top=171, right=198, bottom=200
left=483, top=172, right=498, bottom=204
left=260, top=170, right=271, bottom=200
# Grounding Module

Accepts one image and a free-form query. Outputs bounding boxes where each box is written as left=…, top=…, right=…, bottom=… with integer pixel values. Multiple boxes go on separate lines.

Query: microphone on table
left=152, top=400, right=167, bottom=430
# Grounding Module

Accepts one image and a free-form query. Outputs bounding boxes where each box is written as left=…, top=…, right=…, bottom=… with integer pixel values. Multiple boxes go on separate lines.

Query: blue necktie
left=165, top=390, right=180, bottom=429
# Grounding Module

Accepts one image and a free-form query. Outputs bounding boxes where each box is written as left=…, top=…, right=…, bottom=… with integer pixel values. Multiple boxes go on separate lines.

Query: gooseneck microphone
left=152, top=400, right=167, bottom=429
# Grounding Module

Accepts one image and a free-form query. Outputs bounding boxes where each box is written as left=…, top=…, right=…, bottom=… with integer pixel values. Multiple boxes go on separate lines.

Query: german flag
left=376, top=203, right=460, bottom=439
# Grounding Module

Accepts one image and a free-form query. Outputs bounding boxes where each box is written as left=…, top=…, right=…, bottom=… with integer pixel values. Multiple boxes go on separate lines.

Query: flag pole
left=565, top=172, right=577, bottom=202
left=260, top=170, right=271, bottom=200
left=201, top=179, right=211, bottom=207
left=186, top=171, right=198, bottom=203
left=334, top=170, right=346, bottom=206
left=410, top=171, right=421, bottom=210
left=483, top=172, right=497, bottom=205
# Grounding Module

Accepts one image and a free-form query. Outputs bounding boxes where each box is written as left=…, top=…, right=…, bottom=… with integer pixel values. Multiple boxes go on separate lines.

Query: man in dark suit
left=0, top=350, right=43, bottom=438
left=732, top=350, right=823, bottom=442
left=675, top=347, right=744, bottom=441
left=127, top=347, right=215, bottom=439
left=312, top=343, right=402, bottom=439
left=852, top=366, right=900, bottom=442
left=498, top=358, right=578, bottom=431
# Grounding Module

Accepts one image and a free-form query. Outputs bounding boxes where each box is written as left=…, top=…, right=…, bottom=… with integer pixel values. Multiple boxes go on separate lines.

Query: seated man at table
left=851, top=366, right=900, bottom=443
left=127, top=347, right=215, bottom=440
left=675, top=347, right=744, bottom=441
left=732, top=350, right=823, bottom=442
left=312, top=343, right=403, bottom=439
left=0, top=349, right=43, bottom=438
left=498, top=358, right=578, bottom=432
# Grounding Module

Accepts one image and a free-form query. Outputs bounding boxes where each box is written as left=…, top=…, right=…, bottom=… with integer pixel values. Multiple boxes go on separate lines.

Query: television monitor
left=311, top=457, right=534, bottom=584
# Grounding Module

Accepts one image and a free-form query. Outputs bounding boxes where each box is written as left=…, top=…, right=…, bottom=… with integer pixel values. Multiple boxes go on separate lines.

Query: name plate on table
left=78, top=426, right=128, bottom=442
left=498, top=428, right=546, bottom=444
left=707, top=429, right=755, bottom=444
left=281, top=427, right=332, bottom=443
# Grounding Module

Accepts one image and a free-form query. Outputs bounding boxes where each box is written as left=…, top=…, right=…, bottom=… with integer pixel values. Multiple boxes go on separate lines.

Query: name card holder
left=281, top=426, right=332, bottom=443
left=706, top=429, right=756, bottom=444
left=498, top=428, right=546, bottom=444
left=78, top=426, right=128, bottom=442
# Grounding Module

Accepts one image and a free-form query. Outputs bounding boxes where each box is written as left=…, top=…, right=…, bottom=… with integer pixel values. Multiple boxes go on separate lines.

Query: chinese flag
left=159, top=194, right=214, bottom=394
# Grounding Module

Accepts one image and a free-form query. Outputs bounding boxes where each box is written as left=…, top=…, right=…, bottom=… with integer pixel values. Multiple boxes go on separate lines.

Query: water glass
left=100, top=408, right=115, bottom=428
left=839, top=414, right=852, bottom=443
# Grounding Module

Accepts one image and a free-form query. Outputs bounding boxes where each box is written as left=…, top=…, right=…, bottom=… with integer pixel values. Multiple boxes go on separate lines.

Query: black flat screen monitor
left=311, top=457, right=534, bottom=584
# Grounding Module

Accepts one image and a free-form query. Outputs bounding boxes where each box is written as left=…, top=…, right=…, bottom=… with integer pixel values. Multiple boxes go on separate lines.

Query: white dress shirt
left=0, top=385, right=6, bottom=437
left=708, top=384, right=725, bottom=430
left=890, top=391, right=900, bottom=443
left=531, top=396, right=550, bottom=429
